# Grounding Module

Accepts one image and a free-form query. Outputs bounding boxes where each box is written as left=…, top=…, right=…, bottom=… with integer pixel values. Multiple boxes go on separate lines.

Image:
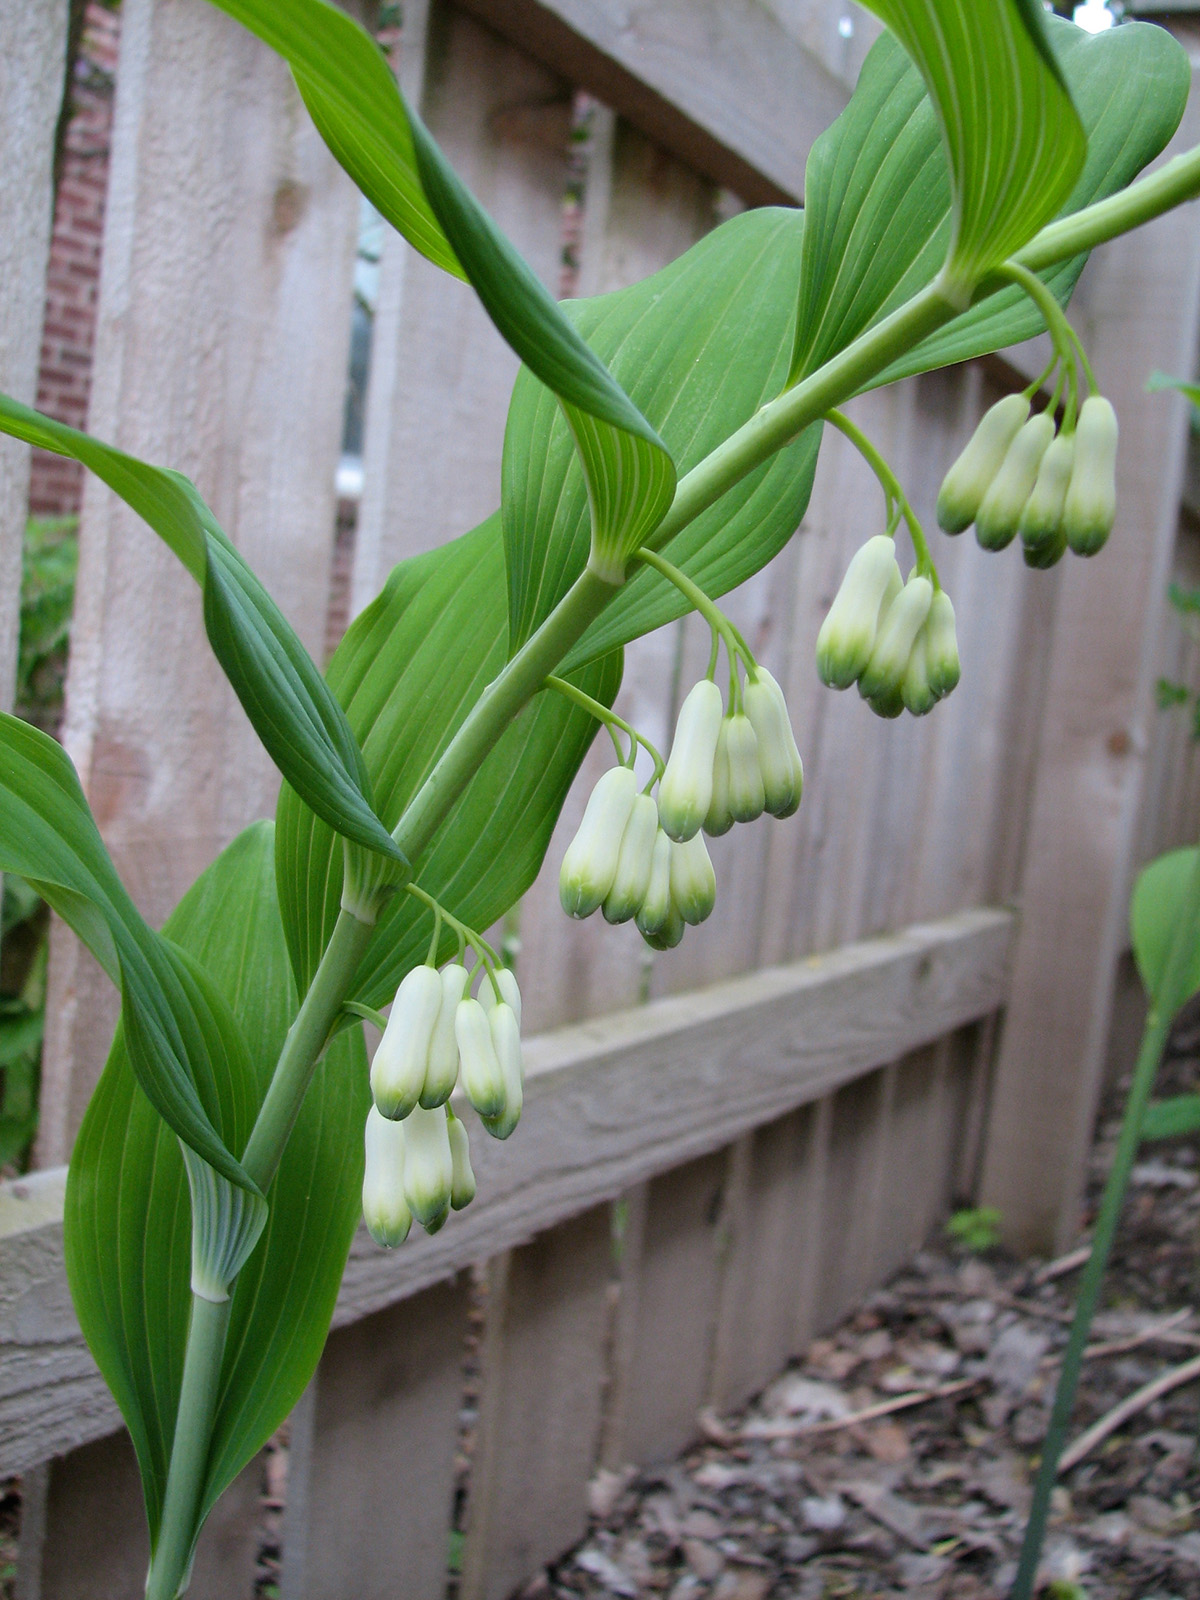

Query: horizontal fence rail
left=0, top=907, right=1012, bottom=1480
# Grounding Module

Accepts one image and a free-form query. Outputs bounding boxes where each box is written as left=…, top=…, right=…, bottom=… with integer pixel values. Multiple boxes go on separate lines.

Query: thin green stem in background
left=1010, top=844, right=1200, bottom=1600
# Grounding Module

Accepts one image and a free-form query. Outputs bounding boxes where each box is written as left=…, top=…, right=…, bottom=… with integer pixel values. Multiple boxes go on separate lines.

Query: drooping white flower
left=659, top=679, right=724, bottom=842
left=816, top=535, right=903, bottom=690
left=936, top=393, right=1030, bottom=535
left=371, top=964, right=442, bottom=1121
left=603, top=792, right=659, bottom=924
left=743, top=669, right=803, bottom=818
left=559, top=766, right=639, bottom=918
left=482, top=1001, right=523, bottom=1141
left=669, top=832, right=717, bottom=925
left=455, top=996, right=507, bottom=1119
left=974, top=412, right=1055, bottom=552
left=402, top=1103, right=454, bottom=1229
left=1063, top=396, right=1118, bottom=556
left=362, top=1106, right=412, bottom=1248
left=724, top=713, right=765, bottom=825
left=447, top=1112, right=477, bottom=1210
left=421, top=962, right=469, bottom=1108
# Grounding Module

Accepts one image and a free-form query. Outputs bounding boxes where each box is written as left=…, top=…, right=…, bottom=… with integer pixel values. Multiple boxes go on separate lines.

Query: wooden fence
left=2, top=0, right=1200, bottom=1595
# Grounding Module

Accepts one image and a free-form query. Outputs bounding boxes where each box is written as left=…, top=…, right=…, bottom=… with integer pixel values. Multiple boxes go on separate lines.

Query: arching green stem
left=545, top=673, right=666, bottom=780
left=823, top=408, right=940, bottom=588
left=633, top=546, right=756, bottom=670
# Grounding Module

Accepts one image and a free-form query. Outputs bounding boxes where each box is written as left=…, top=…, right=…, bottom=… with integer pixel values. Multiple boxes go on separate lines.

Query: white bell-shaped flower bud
left=659, top=679, right=724, bottom=842
left=901, top=627, right=936, bottom=716
left=371, top=964, right=442, bottom=1121
left=482, top=1002, right=523, bottom=1141
left=936, top=393, right=1030, bottom=534
left=703, top=720, right=734, bottom=837
left=402, top=1103, right=454, bottom=1228
left=816, top=536, right=903, bottom=690
left=455, top=996, right=507, bottom=1118
left=924, top=590, right=961, bottom=700
left=669, top=832, right=717, bottom=925
left=640, top=899, right=685, bottom=951
left=421, top=962, right=469, bottom=1109
left=1063, top=396, right=1118, bottom=557
left=604, top=793, right=660, bottom=924
left=743, top=669, right=803, bottom=818
left=560, top=765, right=639, bottom=919
left=974, top=412, right=1055, bottom=552
left=447, top=1112, right=477, bottom=1210
left=1018, top=432, right=1074, bottom=565
left=724, top=713, right=765, bottom=824
left=477, top=966, right=522, bottom=1029
left=858, top=574, right=934, bottom=704
left=362, top=1106, right=412, bottom=1248
left=635, top=828, right=673, bottom=936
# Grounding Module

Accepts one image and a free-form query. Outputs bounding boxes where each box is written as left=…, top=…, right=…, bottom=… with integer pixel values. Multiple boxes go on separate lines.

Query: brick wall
left=28, top=2, right=120, bottom=518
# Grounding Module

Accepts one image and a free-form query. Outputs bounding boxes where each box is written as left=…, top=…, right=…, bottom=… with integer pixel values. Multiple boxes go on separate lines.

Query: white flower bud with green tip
left=421, top=962, right=469, bottom=1108
left=402, top=1103, right=454, bottom=1228
left=371, top=964, right=442, bottom=1120
left=477, top=966, right=522, bottom=1029
left=743, top=669, right=803, bottom=818
left=857, top=574, right=933, bottom=704
left=362, top=1106, right=412, bottom=1248
left=482, top=1002, right=523, bottom=1141
left=455, top=996, right=507, bottom=1118
left=936, top=393, right=1030, bottom=534
left=1018, top=431, right=1074, bottom=560
left=924, top=590, right=961, bottom=700
left=1063, top=396, right=1118, bottom=557
left=724, top=713, right=765, bottom=824
left=635, top=828, right=673, bottom=936
left=974, top=412, right=1055, bottom=551
left=422, top=1204, right=450, bottom=1236
left=640, top=898, right=685, bottom=951
left=816, top=535, right=903, bottom=690
left=659, top=679, right=724, bottom=841
left=669, top=832, right=716, bottom=925
left=901, top=626, right=936, bottom=717
left=604, top=792, right=659, bottom=924
left=447, top=1112, right=477, bottom=1210
left=559, top=765, right=639, bottom=918
left=703, top=720, right=734, bottom=837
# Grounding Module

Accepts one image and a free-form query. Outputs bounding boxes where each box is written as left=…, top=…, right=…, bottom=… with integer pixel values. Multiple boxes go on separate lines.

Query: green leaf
left=790, top=18, right=1186, bottom=390
left=1148, top=371, right=1200, bottom=410
left=1141, top=1094, right=1200, bottom=1142
left=0, top=712, right=257, bottom=1193
left=208, top=0, right=674, bottom=593
left=64, top=821, right=368, bottom=1541
left=1131, top=847, right=1200, bottom=1014
left=857, top=0, right=1085, bottom=301
left=503, top=207, right=819, bottom=662
left=275, top=514, right=620, bottom=1004
left=0, top=394, right=402, bottom=868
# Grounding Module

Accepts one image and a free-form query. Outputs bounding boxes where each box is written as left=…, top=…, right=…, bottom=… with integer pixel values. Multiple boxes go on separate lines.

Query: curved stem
left=823, top=408, right=939, bottom=586
left=403, top=880, right=499, bottom=969
left=633, top=546, right=756, bottom=667
left=545, top=674, right=666, bottom=779
left=144, top=1295, right=232, bottom=1600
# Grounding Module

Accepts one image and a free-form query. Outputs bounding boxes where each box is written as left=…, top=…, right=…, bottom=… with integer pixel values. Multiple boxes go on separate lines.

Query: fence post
left=37, top=0, right=363, bottom=1165
left=980, top=65, right=1200, bottom=1255
left=0, top=0, right=67, bottom=711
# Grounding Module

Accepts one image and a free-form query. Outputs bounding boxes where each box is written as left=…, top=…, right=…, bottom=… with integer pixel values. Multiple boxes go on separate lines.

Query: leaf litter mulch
left=523, top=1062, right=1200, bottom=1600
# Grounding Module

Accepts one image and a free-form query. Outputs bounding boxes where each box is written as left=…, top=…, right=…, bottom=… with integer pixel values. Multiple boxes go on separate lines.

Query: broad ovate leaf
left=0, top=395, right=403, bottom=869
left=790, top=17, right=1186, bottom=389
left=64, top=822, right=368, bottom=1543
left=1131, top=846, right=1200, bottom=1016
left=276, top=515, right=620, bottom=1003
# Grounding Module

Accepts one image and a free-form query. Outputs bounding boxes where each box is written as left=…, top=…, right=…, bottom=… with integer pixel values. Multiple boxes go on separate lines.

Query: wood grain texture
left=452, top=0, right=854, bottom=205
left=460, top=1207, right=612, bottom=1600
left=280, top=1277, right=469, bottom=1600
left=980, top=54, right=1200, bottom=1253
left=0, top=0, right=67, bottom=713
left=350, top=0, right=570, bottom=612
left=38, top=0, right=362, bottom=1163
left=0, top=909, right=1012, bottom=1473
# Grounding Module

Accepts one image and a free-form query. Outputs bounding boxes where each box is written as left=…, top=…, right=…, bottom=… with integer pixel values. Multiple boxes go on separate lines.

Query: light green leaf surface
left=208, top=0, right=674, bottom=599
left=1131, top=846, right=1200, bottom=1015
left=1141, top=1094, right=1200, bottom=1142
left=64, top=822, right=368, bottom=1541
left=503, top=207, right=819, bottom=662
left=0, top=393, right=401, bottom=867
left=0, top=712, right=256, bottom=1193
left=791, top=18, right=1186, bottom=389
left=857, top=0, right=1084, bottom=300
left=276, top=516, right=620, bottom=1003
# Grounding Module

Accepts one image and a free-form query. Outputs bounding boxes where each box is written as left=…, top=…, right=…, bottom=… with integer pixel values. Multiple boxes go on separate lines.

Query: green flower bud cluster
left=817, top=537, right=960, bottom=719
left=560, top=668, right=804, bottom=949
left=936, top=393, right=1118, bottom=565
left=362, top=958, right=522, bottom=1247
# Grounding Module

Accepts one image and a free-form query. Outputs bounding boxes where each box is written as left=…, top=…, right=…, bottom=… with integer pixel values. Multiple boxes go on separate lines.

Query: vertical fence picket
left=38, top=0, right=363, bottom=1164
left=460, top=1206, right=612, bottom=1600
left=280, top=1276, right=470, bottom=1600
left=816, top=1068, right=892, bottom=1330
left=0, top=0, right=67, bottom=712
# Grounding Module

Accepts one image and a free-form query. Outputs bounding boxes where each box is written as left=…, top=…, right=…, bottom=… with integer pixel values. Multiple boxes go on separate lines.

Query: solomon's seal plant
left=0, top=0, right=1197, bottom=1591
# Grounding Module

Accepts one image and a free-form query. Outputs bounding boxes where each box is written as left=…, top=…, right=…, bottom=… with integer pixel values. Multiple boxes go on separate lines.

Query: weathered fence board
left=0, top=0, right=67, bottom=714
left=0, top=908, right=1012, bottom=1476
left=39, top=0, right=363, bottom=1165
